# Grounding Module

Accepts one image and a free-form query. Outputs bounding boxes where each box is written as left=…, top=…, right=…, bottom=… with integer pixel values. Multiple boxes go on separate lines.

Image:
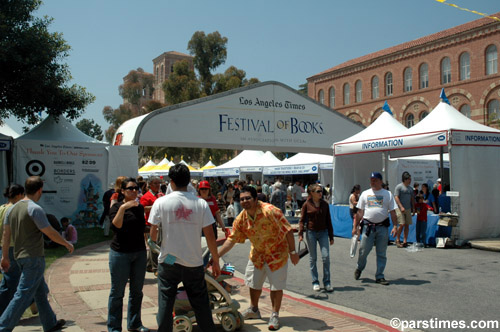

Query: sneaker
left=376, top=278, right=390, bottom=285
left=268, top=313, right=280, bottom=331
left=128, top=327, right=150, bottom=332
left=354, top=269, right=361, bottom=280
left=46, top=319, right=66, bottom=332
left=242, top=306, right=261, bottom=320
left=325, top=284, right=334, bottom=292
left=313, top=284, right=320, bottom=291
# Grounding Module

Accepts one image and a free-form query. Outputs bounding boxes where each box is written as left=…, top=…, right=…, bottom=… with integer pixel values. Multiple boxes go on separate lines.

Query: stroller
left=148, top=237, right=244, bottom=332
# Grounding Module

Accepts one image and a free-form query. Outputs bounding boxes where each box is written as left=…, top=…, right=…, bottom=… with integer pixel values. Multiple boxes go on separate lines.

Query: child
left=226, top=198, right=235, bottom=227
left=61, top=217, right=78, bottom=245
left=415, top=196, right=428, bottom=246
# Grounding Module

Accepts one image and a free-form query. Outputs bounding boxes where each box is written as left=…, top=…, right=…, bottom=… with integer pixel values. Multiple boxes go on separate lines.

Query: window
left=161, top=64, right=164, bottom=81
left=460, top=52, right=470, bottom=80
left=385, top=72, right=393, bottom=96
left=419, top=63, right=429, bottom=89
left=372, top=76, right=379, bottom=99
left=355, top=80, right=362, bottom=102
left=155, top=66, right=159, bottom=83
left=486, top=45, right=498, bottom=75
left=441, top=57, right=451, bottom=84
left=419, top=111, right=428, bottom=121
left=343, top=83, right=350, bottom=105
left=405, top=114, right=415, bottom=128
left=460, top=104, right=471, bottom=118
left=488, top=99, right=499, bottom=122
left=318, top=89, right=325, bottom=104
left=404, top=67, right=412, bottom=92
left=329, top=87, right=335, bottom=107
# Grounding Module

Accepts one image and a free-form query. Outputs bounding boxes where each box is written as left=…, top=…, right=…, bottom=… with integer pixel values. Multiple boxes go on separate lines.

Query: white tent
left=0, top=123, right=20, bottom=203
left=333, top=111, right=408, bottom=203
left=138, top=159, right=157, bottom=178
left=14, top=116, right=138, bottom=224
left=334, top=102, right=500, bottom=241
left=204, top=150, right=281, bottom=178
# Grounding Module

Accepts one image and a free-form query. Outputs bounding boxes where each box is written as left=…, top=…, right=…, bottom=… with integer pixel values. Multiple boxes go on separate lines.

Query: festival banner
left=263, top=164, right=319, bottom=175
left=451, top=130, right=500, bottom=147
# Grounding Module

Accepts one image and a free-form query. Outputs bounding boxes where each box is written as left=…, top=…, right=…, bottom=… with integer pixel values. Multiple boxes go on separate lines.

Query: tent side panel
left=452, top=145, right=500, bottom=240
left=107, top=146, right=139, bottom=184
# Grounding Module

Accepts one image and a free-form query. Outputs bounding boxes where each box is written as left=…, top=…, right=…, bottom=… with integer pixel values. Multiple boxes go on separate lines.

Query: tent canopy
left=204, top=150, right=281, bottom=177
left=0, top=122, right=20, bottom=139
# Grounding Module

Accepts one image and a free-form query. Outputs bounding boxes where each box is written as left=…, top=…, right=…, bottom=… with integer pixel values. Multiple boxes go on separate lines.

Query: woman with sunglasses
left=107, top=178, right=149, bottom=332
left=197, top=180, right=226, bottom=239
left=298, top=183, right=334, bottom=292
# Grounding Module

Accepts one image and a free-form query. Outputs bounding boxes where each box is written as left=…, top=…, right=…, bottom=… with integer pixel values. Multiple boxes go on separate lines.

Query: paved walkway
left=16, top=242, right=399, bottom=332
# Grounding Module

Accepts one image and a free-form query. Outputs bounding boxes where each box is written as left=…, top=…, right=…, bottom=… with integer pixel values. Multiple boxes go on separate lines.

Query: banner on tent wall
left=241, top=166, right=263, bottom=172
left=451, top=130, right=500, bottom=147
left=204, top=167, right=239, bottom=177
left=16, top=140, right=107, bottom=225
left=334, top=131, right=448, bottom=156
left=396, top=159, right=439, bottom=190
left=263, top=164, right=318, bottom=175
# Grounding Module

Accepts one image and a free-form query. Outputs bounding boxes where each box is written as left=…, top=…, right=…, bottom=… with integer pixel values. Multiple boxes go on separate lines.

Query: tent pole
left=382, top=152, right=388, bottom=188
left=440, top=146, right=444, bottom=185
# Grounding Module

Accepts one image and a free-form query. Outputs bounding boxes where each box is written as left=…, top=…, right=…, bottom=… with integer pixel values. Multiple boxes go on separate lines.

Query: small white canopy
left=204, top=150, right=281, bottom=177
left=200, top=160, right=216, bottom=170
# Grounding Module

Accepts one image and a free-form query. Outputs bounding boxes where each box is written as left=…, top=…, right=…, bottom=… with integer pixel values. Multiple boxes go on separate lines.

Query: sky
left=4, top=0, right=500, bottom=137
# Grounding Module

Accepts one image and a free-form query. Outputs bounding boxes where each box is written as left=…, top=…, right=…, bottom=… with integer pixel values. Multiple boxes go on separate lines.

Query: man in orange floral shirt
left=218, top=186, right=299, bottom=331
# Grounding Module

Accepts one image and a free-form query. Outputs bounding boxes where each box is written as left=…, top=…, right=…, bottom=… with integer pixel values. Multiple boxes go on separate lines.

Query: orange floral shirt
left=228, top=201, right=292, bottom=271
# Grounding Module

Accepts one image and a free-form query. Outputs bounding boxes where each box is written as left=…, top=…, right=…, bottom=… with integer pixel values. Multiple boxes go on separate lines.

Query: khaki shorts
left=245, top=259, right=288, bottom=291
left=396, top=208, right=413, bottom=225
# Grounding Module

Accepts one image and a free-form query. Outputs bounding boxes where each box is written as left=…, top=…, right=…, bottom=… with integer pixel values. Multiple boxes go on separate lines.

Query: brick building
left=307, top=13, right=500, bottom=129
left=152, top=51, right=194, bottom=102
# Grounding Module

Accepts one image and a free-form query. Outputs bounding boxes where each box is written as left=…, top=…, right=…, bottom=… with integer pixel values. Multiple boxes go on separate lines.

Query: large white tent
left=333, top=102, right=500, bottom=241
left=14, top=116, right=138, bottom=224
left=204, top=150, right=281, bottom=178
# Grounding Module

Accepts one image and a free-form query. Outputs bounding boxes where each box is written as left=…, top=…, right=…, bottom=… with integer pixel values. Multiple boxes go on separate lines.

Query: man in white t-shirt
left=149, top=164, right=220, bottom=332
left=352, top=172, right=398, bottom=286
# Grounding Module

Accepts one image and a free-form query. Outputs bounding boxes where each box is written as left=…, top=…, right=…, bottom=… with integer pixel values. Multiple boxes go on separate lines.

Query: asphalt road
left=222, top=233, right=500, bottom=331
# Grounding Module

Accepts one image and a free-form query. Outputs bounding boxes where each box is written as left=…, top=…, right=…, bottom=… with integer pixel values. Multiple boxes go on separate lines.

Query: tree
left=76, top=119, right=103, bottom=141
left=0, top=0, right=94, bottom=125
left=187, top=31, right=228, bottom=96
left=163, top=60, right=201, bottom=105
left=212, top=66, right=259, bottom=94
left=298, top=82, right=308, bottom=96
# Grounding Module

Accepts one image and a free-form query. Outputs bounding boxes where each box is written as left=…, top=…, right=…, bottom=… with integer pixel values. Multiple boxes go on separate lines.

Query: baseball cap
left=370, top=172, right=383, bottom=180
left=199, top=180, right=210, bottom=189
left=437, top=178, right=441, bottom=182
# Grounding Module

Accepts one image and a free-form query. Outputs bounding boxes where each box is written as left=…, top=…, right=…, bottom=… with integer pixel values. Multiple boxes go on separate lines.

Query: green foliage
left=76, top=118, right=104, bottom=141
left=212, top=66, right=259, bottom=95
left=163, top=60, right=201, bottom=104
left=188, top=31, right=228, bottom=95
left=0, top=0, right=95, bottom=126
left=298, top=82, right=308, bottom=96
left=119, top=68, right=155, bottom=105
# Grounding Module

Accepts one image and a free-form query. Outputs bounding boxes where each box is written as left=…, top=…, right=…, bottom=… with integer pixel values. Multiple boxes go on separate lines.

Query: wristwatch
left=290, top=250, right=296, bottom=255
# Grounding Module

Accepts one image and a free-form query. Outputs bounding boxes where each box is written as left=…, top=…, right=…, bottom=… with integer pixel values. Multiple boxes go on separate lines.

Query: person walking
left=394, top=172, right=415, bottom=248
left=107, top=178, right=149, bottom=332
left=298, top=184, right=334, bottom=292
left=353, top=172, right=398, bottom=286
left=0, top=176, right=73, bottom=332
left=149, top=164, right=221, bottom=332
left=197, top=180, right=226, bottom=239
left=270, top=182, right=287, bottom=214
left=218, top=186, right=299, bottom=331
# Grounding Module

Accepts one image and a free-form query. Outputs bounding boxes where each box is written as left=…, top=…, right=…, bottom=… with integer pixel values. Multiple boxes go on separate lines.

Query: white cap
left=437, top=178, right=441, bottom=182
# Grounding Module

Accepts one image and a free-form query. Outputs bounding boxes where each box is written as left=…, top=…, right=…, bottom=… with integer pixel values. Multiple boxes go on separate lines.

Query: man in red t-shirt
left=140, top=177, right=164, bottom=273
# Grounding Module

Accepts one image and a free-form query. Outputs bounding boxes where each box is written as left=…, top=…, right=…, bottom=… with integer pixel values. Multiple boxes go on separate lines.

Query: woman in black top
left=107, top=178, right=149, bottom=332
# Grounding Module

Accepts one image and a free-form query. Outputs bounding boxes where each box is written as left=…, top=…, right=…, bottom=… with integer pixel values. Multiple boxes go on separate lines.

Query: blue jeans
left=157, top=262, right=216, bottom=332
left=108, top=249, right=147, bottom=332
left=356, top=224, right=389, bottom=280
left=0, top=247, right=21, bottom=316
left=306, top=230, right=331, bottom=286
left=0, top=256, right=58, bottom=332
left=233, top=202, right=242, bottom=218
left=416, top=221, right=427, bottom=244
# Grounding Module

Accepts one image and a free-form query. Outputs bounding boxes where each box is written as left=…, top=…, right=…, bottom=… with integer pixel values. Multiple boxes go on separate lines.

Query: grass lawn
left=44, top=226, right=110, bottom=269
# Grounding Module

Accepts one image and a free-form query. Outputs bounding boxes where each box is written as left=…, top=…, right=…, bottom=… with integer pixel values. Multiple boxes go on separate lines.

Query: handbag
left=297, top=240, right=309, bottom=259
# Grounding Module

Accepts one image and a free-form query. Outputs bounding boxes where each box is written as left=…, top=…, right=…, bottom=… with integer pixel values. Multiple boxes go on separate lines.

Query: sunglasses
left=125, top=186, right=140, bottom=191
left=240, top=196, right=253, bottom=202
left=199, top=188, right=209, bottom=191
left=314, top=190, right=323, bottom=193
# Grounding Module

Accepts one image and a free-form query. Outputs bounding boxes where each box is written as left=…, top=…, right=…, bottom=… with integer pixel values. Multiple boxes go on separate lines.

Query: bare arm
left=390, top=210, right=398, bottom=236
left=111, top=200, right=138, bottom=229
left=203, top=224, right=220, bottom=278
left=286, top=229, right=299, bottom=265
left=40, top=226, right=74, bottom=253
left=353, top=209, right=364, bottom=236
left=218, top=238, right=236, bottom=258
left=150, top=224, right=158, bottom=242
left=394, top=196, right=404, bottom=212
left=214, top=211, right=226, bottom=232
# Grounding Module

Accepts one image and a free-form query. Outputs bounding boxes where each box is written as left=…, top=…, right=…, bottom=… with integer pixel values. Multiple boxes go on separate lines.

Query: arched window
left=318, top=90, right=325, bottom=104
left=155, top=66, right=159, bottom=83
left=441, top=57, right=451, bottom=84
left=460, top=104, right=471, bottom=118
left=460, top=52, right=470, bottom=80
left=385, top=72, right=393, bottom=96
left=161, top=64, right=164, bottom=81
left=371, top=76, right=379, bottom=99
left=486, top=45, right=498, bottom=75
left=329, top=87, right=335, bottom=108
left=404, top=67, right=412, bottom=92
left=355, top=80, right=362, bottom=103
left=419, top=111, right=429, bottom=121
left=488, top=99, right=499, bottom=123
left=419, top=63, right=429, bottom=89
left=343, top=83, right=350, bottom=105
left=405, top=114, right=415, bottom=128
